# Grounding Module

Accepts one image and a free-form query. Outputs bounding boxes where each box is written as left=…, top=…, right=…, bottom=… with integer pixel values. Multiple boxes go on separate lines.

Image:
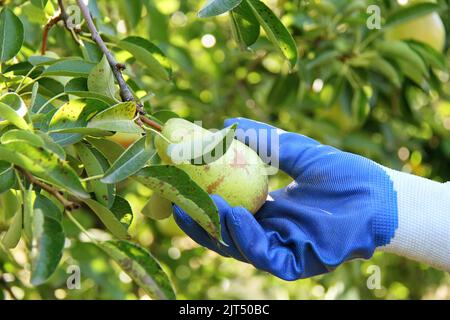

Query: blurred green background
left=1, top=0, right=449, bottom=299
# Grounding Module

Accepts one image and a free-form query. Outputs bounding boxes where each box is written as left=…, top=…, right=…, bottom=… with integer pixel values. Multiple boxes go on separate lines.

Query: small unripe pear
left=155, top=118, right=269, bottom=214
left=142, top=193, right=173, bottom=220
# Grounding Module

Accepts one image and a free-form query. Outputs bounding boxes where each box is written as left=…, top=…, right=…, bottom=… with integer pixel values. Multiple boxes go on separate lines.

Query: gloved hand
left=173, top=117, right=399, bottom=280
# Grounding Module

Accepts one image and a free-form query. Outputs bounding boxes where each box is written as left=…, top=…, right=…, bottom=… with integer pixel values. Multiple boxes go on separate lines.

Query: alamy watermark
left=64, top=5, right=82, bottom=29
left=66, top=265, right=81, bottom=290
left=367, top=5, right=382, bottom=30
left=366, top=265, right=382, bottom=290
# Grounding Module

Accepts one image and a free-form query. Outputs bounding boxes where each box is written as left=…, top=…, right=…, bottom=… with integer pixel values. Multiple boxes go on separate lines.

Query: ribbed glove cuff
left=379, top=168, right=450, bottom=272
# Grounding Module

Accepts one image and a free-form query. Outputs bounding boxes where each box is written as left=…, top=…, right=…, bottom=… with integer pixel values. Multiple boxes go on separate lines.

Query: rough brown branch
left=41, top=14, right=63, bottom=55
left=17, top=168, right=80, bottom=211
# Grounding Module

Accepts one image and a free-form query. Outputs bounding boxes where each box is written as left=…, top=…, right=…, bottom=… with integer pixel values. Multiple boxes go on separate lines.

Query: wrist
left=378, top=168, right=450, bottom=272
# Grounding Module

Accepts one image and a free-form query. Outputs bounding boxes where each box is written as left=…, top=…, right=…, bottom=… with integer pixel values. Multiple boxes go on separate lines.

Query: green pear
left=142, top=193, right=173, bottom=220
left=155, top=118, right=268, bottom=214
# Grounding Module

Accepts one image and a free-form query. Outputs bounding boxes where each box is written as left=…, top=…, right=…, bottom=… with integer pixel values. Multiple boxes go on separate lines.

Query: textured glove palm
left=173, top=118, right=398, bottom=280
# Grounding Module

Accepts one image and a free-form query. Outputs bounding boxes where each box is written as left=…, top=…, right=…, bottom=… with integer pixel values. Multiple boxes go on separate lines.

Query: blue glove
left=173, top=118, right=398, bottom=280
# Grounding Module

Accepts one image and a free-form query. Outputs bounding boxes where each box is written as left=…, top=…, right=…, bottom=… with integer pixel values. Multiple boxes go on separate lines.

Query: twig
left=0, top=280, right=17, bottom=300
left=41, top=0, right=82, bottom=55
left=140, top=116, right=163, bottom=132
left=58, top=0, right=69, bottom=28
left=69, top=1, right=168, bottom=134
left=41, top=14, right=63, bottom=55
left=76, top=0, right=137, bottom=105
left=16, top=167, right=80, bottom=211
left=75, top=0, right=165, bottom=132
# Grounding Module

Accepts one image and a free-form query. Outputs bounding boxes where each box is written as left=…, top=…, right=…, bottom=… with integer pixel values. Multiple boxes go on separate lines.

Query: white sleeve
left=378, top=168, right=450, bottom=272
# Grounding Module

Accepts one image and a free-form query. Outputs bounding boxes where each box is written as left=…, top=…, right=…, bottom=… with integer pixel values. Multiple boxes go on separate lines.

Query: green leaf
left=82, top=199, right=129, bottom=240
left=102, top=135, right=155, bottom=184
left=0, top=102, right=29, bottom=130
left=31, top=82, right=39, bottom=110
left=100, top=240, right=175, bottom=300
left=65, top=78, right=117, bottom=105
left=377, top=41, right=428, bottom=79
left=167, top=123, right=237, bottom=165
left=397, top=59, right=424, bottom=85
left=0, top=8, right=24, bottom=62
left=66, top=154, right=84, bottom=176
left=85, top=137, right=125, bottom=164
left=306, top=50, right=341, bottom=70
left=350, top=53, right=401, bottom=89
left=230, top=1, right=260, bottom=48
left=110, top=196, right=133, bottom=229
left=29, top=56, right=79, bottom=67
left=1, top=129, right=44, bottom=147
left=0, top=144, right=88, bottom=199
left=88, top=101, right=143, bottom=134
left=118, top=0, right=143, bottom=29
left=135, top=165, right=221, bottom=241
left=30, top=194, right=65, bottom=286
left=0, top=93, right=29, bottom=130
left=351, top=88, right=370, bottom=124
left=1, top=205, right=22, bottom=249
left=22, top=186, right=34, bottom=243
left=21, top=1, right=47, bottom=25
left=87, top=55, right=118, bottom=101
left=48, top=99, right=109, bottom=146
left=37, top=78, right=65, bottom=99
left=368, top=57, right=402, bottom=89
left=118, top=36, right=171, bottom=81
left=3, top=61, right=35, bottom=76
left=0, top=92, right=28, bottom=117
left=0, top=190, right=20, bottom=222
left=246, top=0, right=297, bottom=67
left=35, top=131, right=66, bottom=160
left=199, top=0, right=243, bottom=18
left=28, top=55, right=56, bottom=66
left=49, top=127, right=113, bottom=137
left=81, top=39, right=103, bottom=62
left=75, top=143, right=114, bottom=208
left=143, top=1, right=168, bottom=42
left=0, top=161, right=16, bottom=194
left=408, top=40, right=447, bottom=71
left=385, top=2, right=440, bottom=29
left=266, top=73, right=300, bottom=107
left=30, top=0, right=49, bottom=9
left=42, top=60, right=96, bottom=77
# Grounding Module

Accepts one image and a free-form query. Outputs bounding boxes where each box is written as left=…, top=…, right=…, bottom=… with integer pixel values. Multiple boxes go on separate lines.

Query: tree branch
left=140, top=116, right=163, bottom=132
left=0, top=279, right=17, bottom=300
left=41, top=0, right=82, bottom=55
left=57, top=0, right=69, bottom=28
left=41, top=14, right=62, bottom=55
left=76, top=0, right=136, bottom=104
left=75, top=0, right=164, bottom=132
left=16, top=167, right=80, bottom=211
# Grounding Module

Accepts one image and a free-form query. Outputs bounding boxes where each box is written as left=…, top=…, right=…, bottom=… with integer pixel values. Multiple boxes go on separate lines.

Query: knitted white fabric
left=378, top=168, right=450, bottom=272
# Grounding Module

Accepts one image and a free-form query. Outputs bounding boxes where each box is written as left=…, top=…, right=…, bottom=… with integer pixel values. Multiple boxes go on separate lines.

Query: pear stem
left=140, top=116, right=163, bottom=132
